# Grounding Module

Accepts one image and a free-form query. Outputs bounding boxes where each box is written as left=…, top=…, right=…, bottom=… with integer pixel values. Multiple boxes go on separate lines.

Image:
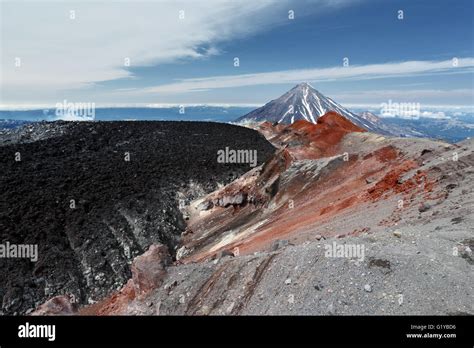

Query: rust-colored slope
left=77, top=112, right=450, bottom=316
left=264, top=112, right=365, bottom=160
left=179, top=112, right=436, bottom=263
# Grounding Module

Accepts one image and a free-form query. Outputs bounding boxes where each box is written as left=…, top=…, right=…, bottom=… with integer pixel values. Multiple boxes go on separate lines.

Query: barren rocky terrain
left=0, top=121, right=274, bottom=315
left=1, top=116, right=472, bottom=316
left=81, top=114, right=473, bottom=316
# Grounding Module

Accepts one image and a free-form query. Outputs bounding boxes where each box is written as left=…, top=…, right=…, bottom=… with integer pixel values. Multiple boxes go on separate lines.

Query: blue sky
left=1, top=0, right=473, bottom=107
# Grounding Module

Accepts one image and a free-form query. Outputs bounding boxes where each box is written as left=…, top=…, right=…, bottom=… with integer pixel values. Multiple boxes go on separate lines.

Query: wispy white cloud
left=3, top=0, right=471, bottom=106
left=1, top=0, right=358, bottom=103
left=141, top=58, right=474, bottom=94
left=1, top=1, right=288, bottom=97
left=334, top=88, right=474, bottom=100
left=346, top=103, right=474, bottom=111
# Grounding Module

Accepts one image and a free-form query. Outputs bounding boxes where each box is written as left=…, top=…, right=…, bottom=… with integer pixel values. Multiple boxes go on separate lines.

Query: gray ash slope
left=236, top=83, right=384, bottom=133
left=107, top=136, right=474, bottom=316
left=0, top=120, right=275, bottom=314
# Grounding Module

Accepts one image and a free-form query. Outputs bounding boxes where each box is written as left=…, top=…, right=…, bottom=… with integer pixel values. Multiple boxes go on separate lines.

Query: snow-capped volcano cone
left=236, top=82, right=379, bottom=131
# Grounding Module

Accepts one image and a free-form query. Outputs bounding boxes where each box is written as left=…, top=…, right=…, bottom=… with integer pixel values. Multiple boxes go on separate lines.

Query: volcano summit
left=236, top=83, right=381, bottom=132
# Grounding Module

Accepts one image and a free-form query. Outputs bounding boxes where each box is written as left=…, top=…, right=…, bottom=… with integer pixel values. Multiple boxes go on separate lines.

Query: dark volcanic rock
left=0, top=120, right=275, bottom=314
left=0, top=121, right=73, bottom=145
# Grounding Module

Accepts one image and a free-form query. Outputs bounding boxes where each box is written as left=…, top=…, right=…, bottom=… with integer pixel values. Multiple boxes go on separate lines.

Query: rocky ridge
left=76, top=113, right=473, bottom=315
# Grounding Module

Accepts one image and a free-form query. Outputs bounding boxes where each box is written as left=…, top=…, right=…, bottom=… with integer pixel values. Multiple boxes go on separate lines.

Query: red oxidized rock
left=131, top=244, right=171, bottom=297
left=31, top=295, right=77, bottom=316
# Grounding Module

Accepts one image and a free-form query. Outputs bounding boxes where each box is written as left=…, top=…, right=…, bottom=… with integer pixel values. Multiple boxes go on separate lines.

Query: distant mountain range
left=235, top=83, right=473, bottom=141
left=357, top=111, right=425, bottom=138
left=380, top=114, right=474, bottom=142
left=0, top=119, right=31, bottom=129
left=0, top=89, right=472, bottom=143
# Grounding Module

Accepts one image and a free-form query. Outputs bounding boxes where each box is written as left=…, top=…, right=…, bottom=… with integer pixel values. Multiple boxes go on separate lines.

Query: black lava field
left=0, top=121, right=275, bottom=314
